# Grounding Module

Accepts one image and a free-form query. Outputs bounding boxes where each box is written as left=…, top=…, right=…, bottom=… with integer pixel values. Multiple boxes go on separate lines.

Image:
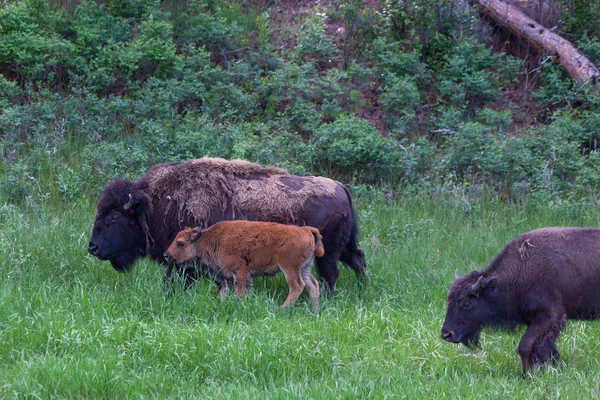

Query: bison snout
left=441, top=328, right=457, bottom=342
left=164, top=252, right=174, bottom=264
left=88, top=241, right=99, bottom=255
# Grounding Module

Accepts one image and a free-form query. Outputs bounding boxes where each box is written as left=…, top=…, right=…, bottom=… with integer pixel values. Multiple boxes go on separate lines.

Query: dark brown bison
left=164, top=222, right=324, bottom=311
left=88, top=157, right=366, bottom=291
left=441, top=227, right=600, bottom=374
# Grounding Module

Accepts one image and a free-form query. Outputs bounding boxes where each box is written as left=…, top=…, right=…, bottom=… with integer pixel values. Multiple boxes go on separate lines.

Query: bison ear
left=190, top=227, right=203, bottom=243
left=485, top=276, right=498, bottom=292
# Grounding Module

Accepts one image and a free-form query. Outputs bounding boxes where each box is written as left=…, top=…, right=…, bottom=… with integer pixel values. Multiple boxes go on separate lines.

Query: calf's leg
left=281, top=266, right=305, bottom=309
left=301, top=260, right=320, bottom=312
left=218, top=255, right=248, bottom=298
left=234, top=267, right=250, bottom=298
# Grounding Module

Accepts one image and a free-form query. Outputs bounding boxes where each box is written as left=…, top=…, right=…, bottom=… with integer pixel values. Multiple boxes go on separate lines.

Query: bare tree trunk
left=473, top=0, right=600, bottom=91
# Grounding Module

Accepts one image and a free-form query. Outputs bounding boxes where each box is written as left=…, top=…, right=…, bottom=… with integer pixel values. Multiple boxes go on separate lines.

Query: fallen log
left=473, top=0, right=600, bottom=91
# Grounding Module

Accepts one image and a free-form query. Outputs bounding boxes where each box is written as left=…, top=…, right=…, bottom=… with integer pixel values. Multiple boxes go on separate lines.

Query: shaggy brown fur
left=145, top=157, right=337, bottom=227
left=164, top=221, right=323, bottom=311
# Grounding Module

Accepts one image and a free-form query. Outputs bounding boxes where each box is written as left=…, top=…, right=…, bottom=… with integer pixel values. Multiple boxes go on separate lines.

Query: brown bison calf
left=164, top=221, right=324, bottom=311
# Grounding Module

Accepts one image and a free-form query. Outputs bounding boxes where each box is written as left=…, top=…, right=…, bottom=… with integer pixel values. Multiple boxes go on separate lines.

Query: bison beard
left=459, top=329, right=482, bottom=349
left=88, top=158, right=366, bottom=292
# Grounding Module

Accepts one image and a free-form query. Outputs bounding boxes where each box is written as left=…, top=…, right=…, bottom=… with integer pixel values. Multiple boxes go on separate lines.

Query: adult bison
left=441, top=227, right=600, bottom=374
left=88, top=157, right=366, bottom=291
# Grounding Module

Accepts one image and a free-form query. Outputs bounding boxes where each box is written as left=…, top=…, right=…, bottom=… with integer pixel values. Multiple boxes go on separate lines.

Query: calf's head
left=441, top=270, right=497, bottom=348
left=164, top=227, right=203, bottom=264
left=88, top=180, right=149, bottom=272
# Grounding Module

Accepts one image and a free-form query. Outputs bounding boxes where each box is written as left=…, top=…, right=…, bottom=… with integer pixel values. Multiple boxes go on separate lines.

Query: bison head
left=441, top=270, right=498, bottom=348
left=163, top=227, right=202, bottom=265
left=88, top=180, right=150, bottom=272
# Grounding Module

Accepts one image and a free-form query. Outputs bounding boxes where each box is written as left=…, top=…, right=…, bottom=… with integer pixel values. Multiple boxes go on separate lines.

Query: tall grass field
left=2, top=196, right=600, bottom=398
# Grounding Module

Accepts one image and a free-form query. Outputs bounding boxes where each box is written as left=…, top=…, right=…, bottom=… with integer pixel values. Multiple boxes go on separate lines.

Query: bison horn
left=123, top=193, right=134, bottom=210
left=454, top=269, right=460, bottom=281
left=191, top=230, right=203, bottom=243
left=471, top=275, right=484, bottom=293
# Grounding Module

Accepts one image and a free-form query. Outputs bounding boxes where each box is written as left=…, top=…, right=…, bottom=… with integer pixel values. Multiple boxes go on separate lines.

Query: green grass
left=3, top=196, right=600, bottom=398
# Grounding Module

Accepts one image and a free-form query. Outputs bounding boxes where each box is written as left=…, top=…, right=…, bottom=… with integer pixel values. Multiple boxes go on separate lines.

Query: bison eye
left=461, top=300, right=472, bottom=309
left=111, top=214, right=119, bottom=221
left=176, top=241, right=184, bottom=248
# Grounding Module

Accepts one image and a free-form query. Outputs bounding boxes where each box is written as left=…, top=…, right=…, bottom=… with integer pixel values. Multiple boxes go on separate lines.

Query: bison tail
left=308, top=227, right=325, bottom=258
left=343, top=185, right=360, bottom=255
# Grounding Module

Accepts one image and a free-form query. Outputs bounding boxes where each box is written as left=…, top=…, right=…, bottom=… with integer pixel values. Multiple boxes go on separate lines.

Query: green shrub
left=295, top=13, right=339, bottom=70
left=337, top=0, right=382, bottom=68
left=309, top=116, right=402, bottom=183
left=82, top=141, right=149, bottom=187
left=70, top=0, right=131, bottom=59
left=386, top=0, right=471, bottom=65
left=379, top=73, right=420, bottom=136
left=254, top=62, right=344, bottom=130
left=94, top=14, right=181, bottom=84
left=0, top=75, right=21, bottom=108
left=367, top=40, right=428, bottom=87
left=108, top=0, right=159, bottom=19
left=561, top=1, right=600, bottom=40
left=131, top=15, right=182, bottom=78
left=577, top=36, right=600, bottom=65
left=435, top=39, right=521, bottom=118
left=0, top=162, right=35, bottom=203
left=0, top=1, right=84, bottom=90
left=56, top=166, right=87, bottom=200
left=172, top=2, right=243, bottom=59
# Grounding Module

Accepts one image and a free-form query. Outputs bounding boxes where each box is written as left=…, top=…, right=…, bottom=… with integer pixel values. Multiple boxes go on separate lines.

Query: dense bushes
left=1, top=0, right=600, bottom=205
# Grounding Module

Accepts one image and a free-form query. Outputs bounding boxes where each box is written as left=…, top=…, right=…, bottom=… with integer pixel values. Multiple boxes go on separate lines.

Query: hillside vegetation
left=1, top=0, right=600, bottom=205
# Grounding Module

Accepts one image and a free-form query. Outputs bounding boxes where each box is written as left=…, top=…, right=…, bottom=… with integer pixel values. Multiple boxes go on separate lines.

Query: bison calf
left=164, top=221, right=323, bottom=311
left=442, top=227, right=600, bottom=374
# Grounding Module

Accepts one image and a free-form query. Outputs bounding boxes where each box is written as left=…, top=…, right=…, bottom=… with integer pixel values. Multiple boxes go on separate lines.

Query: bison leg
left=183, top=269, right=199, bottom=290
left=281, top=266, right=305, bottom=310
left=216, top=256, right=247, bottom=298
left=518, top=311, right=566, bottom=375
left=340, top=248, right=368, bottom=283
left=531, top=312, right=565, bottom=367
left=163, top=263, right=197, bottom=289
left=315, top=255, right=340, bottom=293
left=301, top=260, right=320, bottom=312
left=164, top=263, right=175, bottom=281
left=233, top=267, right=250, bottom=298
left=531, top=340, right=561, bottom=366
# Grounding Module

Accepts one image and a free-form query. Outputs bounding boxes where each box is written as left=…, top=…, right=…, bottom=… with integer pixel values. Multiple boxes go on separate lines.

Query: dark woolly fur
left=89, top=158, right=367, bottom=291
left=446, top=271, right=519, bottom=348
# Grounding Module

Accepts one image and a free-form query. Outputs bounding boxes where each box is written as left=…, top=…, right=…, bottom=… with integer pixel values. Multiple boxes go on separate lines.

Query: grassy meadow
left=2, top=195, right=600, bottom=398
